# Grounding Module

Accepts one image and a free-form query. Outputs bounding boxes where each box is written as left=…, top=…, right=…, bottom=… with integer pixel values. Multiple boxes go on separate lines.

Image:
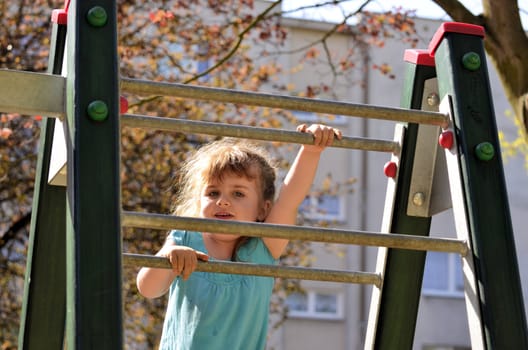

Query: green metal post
left=365, top=50, right=436, bottom=349
left=431, top=22, right=528, bottom=349
left=64, top=1, right=122, bottom=348
left=18, top=13, right=68, bottom=349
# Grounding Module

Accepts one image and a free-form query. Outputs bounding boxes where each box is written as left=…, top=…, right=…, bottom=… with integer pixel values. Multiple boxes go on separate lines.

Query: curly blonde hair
left=171, top=138, right=277, bottom=217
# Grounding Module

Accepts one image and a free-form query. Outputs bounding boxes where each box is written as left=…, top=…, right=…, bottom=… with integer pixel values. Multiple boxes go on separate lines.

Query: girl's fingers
left=320, top=130, right=329, bottom=146
left=312, top=126, right=334, bottom=146
left=167, top=249, right=209, bottom=280
left=296, top=124, right=307, bottom=132
left=334, top=128, right=342, bottom=140
left=181, top=254, right=196, bottom=280
left=312, top=127, right=322, bottom=146
left=174, top=254, right=183, bottom=275
left=325, top=130, right=334, bottom=146
left=196, top=250, right=209, bottom=262
left=297, top=123, right=342, bottom=148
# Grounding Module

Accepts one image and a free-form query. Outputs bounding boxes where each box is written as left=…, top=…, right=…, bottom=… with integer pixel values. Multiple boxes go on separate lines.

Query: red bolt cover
left=120, top=96, right=128, bottom=114
left=384, top=161, right=398, bottom=178
left=439, top=130, right=454, bottom=149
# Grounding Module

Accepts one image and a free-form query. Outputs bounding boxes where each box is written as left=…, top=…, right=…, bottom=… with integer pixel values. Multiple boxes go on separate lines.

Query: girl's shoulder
left=167, top=229, right=187, bottom=243
left=167, top=230, right=204, bottom=250
left=237, top=237, right=277, bottom=264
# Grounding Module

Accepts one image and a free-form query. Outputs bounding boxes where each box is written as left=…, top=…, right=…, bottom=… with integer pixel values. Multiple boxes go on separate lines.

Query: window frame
left=299, top=194, right=346, bottom=222
left=422, top=251, right=465, bottom=298
left=292, top=111, right=348, bottom=125
left=285, top=290, right=345, bottom=320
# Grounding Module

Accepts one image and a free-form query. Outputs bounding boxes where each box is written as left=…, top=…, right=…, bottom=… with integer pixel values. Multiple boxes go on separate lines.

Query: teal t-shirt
left=159, top=230, right=277, bottom=350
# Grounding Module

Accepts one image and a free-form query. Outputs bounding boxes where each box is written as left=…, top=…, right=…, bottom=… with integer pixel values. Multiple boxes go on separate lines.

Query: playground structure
left=0, top=1, right=526, bottom=349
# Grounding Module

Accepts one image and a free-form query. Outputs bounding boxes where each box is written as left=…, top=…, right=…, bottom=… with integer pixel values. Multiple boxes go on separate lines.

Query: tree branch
left=431, top=0, right=481, bottom=24
left=183, top=0, right=283, bottom=84
left=0, top=211, right=31, bottom=250
left=273, top=0, right=369, bottom=56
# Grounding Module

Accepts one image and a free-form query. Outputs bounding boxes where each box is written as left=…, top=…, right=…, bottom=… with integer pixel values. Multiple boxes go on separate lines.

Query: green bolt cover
left=475, top=142, right=495, bottom=161
left=87, top=100, right=109, bottom=121
left=86, top=6, right=108, bottom=27
left=462, top=52, right=481, bottom=71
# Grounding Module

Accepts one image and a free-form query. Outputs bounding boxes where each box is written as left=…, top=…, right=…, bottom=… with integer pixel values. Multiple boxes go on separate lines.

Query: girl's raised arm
left=263, top=124, right=342, bottom=258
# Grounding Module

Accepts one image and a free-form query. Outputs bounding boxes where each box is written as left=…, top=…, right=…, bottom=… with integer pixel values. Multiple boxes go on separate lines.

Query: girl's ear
left=257, top=200, right=272, bottom=222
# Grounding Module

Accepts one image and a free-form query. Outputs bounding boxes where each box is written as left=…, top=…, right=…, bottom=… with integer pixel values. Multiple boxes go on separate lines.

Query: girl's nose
left=216, top=196, right=230, bottom=206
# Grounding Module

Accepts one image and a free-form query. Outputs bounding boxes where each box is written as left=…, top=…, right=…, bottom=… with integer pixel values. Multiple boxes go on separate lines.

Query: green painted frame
left=432, top=22, right=528, bottom=349
left=64, top=1, right=122, bottom=348
left=365, top=51, right=436, bottom=349
left=18, top=19, right=68, bottom=350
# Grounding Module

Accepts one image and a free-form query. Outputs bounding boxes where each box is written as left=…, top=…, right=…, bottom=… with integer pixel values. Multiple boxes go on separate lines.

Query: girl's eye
left=207, top=190, right=219, bottom=197
left=234, top=191, right=245, bottom=198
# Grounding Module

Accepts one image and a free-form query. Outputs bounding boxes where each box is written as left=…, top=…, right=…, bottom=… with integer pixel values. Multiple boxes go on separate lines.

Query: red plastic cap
left=438, top=130, right=454, bottom=149
left=429, top=22, right=485, bottom=57
left=384, top=161, right=398, bottom=178
left=51, top=9, right=67, bottom=24
left=51, top=0, right=70, bottom=25
left=404, top=49, right=435, bottom=67
left=120, top=96, right=129, bottom=114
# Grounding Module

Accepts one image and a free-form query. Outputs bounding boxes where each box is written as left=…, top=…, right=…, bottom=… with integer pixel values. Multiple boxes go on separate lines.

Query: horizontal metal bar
left=121, top=77, right=449, bottom=127
left=121, top=211, right=468, bottom=255
left=121, top=114, right=399, bottom=153
left=0, top=70, right=65, bottom=118
left=123, top=253, right=382, bottom=286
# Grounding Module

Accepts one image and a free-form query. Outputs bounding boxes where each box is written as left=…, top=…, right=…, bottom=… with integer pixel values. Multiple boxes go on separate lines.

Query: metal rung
left=121, top=211, right=468, bottom=255
left=0, top=69, right=65, bottom=118
left=120, top=77, right=449, bottom=127
left=123, top=253, right=382, bottom=286
left=122, top=114, right=399, bottom=153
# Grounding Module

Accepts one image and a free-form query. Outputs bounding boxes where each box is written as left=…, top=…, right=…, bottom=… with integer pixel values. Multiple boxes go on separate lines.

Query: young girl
left=137, top=123, right=342, bottom=350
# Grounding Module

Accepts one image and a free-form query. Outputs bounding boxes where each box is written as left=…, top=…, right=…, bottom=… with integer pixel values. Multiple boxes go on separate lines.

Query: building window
left=293, top=111, right=348, bottom=125
left=422, top=252, right=464, bottom=297
left=299, top=194, right=345, bottom=222
left=285, top=291, right=344, bottom=320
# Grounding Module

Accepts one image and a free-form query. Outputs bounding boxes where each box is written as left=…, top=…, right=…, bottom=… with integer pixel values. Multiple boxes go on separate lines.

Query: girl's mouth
left=214, top=212, right=233, bottom=219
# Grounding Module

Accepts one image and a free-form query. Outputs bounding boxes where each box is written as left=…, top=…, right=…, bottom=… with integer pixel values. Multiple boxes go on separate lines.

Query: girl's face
left=199, top=171, right=270, bottom=224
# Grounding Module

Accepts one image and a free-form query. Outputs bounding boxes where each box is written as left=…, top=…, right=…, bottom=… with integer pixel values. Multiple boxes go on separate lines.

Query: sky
left=282, top=0, right=528, bottom=28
